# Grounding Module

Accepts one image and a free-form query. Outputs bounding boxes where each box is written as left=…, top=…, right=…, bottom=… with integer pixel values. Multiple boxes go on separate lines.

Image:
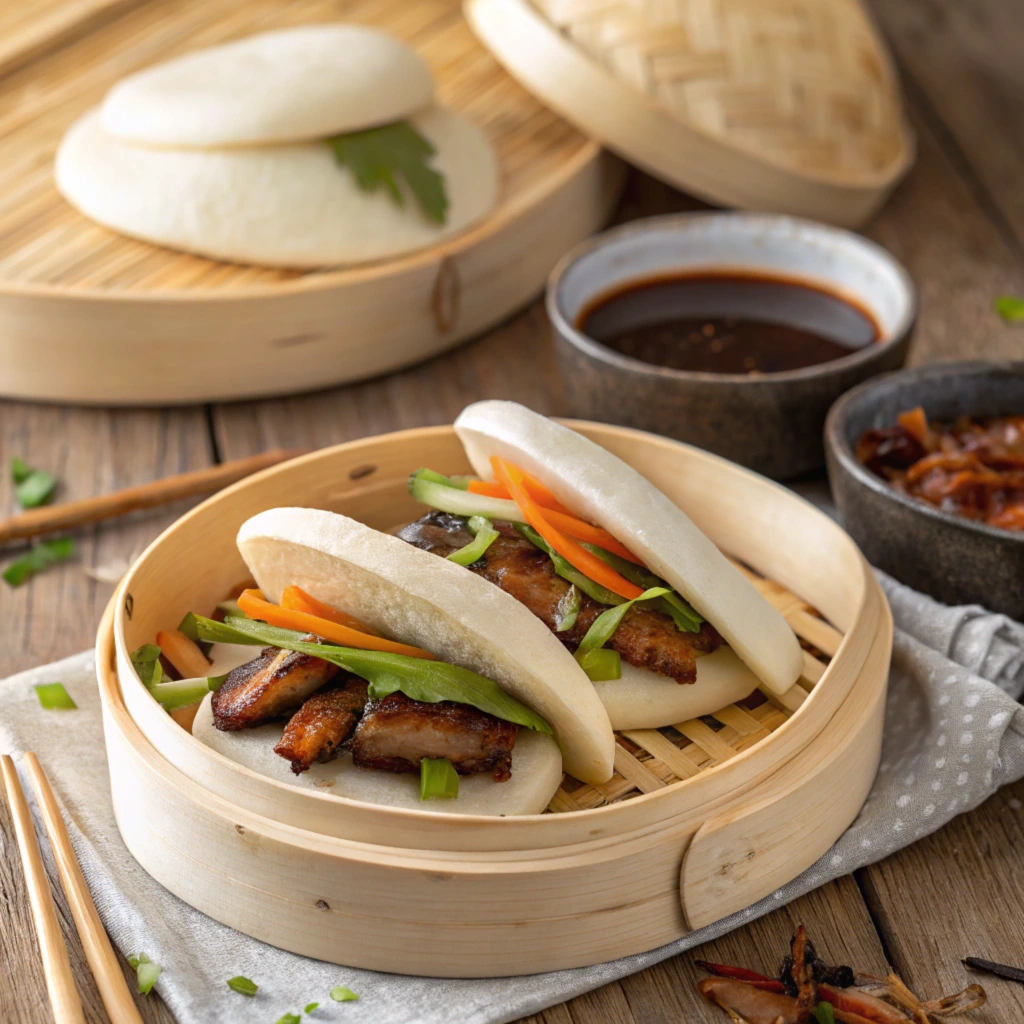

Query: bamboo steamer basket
left=98, top=422, right=892, bottom=974
left=465, top=0, right=914, bottom=227
left=0, top=0, right=624, bottom=405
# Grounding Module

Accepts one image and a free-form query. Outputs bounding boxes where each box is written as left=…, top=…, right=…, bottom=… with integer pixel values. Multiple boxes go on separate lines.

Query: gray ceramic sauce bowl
left=826, top=361, right=1024, bottom=617
left=548, top=212, right=916, bottom=480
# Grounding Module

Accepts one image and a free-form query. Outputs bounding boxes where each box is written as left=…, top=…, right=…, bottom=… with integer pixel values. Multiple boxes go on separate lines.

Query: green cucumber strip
left=408, top=470, right=520, bottom=520
left=193, top=615, right=552, bottom=735
left=420, top=757, right=459, bottom=800
left=150, top=677, right=212, bottom=712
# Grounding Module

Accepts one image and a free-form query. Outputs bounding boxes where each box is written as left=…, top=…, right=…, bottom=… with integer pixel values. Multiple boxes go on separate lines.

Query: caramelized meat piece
left=349, top=692, right=516, bottom=781
left=274, top=676, right=369, bottom=774
left=212, top=638, right=340, bottom=730
left=398, top=512, right=721, bottom=683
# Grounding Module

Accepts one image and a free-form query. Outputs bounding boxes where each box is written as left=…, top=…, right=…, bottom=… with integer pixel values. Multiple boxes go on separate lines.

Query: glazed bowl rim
left=546, top=211, right=918, bottom=386
left=825, top=359, right=1024, bottom=548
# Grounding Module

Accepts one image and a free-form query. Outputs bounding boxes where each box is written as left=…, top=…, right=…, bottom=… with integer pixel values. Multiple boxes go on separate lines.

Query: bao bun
left=236, top=507, right=615, bottom=785
left=454, top=401, right=804, bottom=697
left=101, top=25, right=435, bottom=148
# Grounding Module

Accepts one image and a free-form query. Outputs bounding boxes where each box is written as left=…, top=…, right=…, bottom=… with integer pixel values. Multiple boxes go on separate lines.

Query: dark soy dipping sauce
left=579, top=272, right=882, bottom=375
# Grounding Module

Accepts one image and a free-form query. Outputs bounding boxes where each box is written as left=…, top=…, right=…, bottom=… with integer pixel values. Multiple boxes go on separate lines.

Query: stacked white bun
left=56, top=26, right=499, bottom=267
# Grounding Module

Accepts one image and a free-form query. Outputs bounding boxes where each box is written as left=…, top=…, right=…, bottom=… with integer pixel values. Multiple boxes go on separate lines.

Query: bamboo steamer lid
left=464, top=0, right=914, bottom=226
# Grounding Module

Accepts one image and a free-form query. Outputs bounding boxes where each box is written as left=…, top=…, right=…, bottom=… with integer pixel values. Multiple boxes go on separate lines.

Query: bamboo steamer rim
left=109, top=420, right=879, bottom=836
left=464, top=0, right=915, bottom=222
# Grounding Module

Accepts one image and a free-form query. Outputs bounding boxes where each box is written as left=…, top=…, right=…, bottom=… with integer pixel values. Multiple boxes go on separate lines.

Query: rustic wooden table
left=3, top=0, right=1024, bottom=1020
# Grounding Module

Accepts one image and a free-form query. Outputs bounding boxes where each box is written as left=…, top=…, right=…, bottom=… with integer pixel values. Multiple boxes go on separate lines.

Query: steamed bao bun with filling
left=55, top=25, right=499, bottom=267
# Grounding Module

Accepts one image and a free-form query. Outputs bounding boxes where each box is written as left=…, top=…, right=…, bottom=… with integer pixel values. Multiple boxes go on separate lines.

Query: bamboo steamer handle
left=679, top=578, right=892, bottom=930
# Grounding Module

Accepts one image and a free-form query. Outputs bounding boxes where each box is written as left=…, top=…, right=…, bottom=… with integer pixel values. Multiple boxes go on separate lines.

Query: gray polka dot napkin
left=1, top=571, right=1022, bottom=1024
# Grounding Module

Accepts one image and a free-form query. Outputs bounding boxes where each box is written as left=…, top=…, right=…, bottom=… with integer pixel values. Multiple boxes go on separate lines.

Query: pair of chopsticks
left=1, top=753, right=144, bottom=1024
left=0, top=448, right=306, bottom=549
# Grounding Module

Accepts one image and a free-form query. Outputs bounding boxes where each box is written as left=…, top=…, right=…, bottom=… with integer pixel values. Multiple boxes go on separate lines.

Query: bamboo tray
left=97, top=422, right=892, bottom=975
left=0, top=0, right=624, bottom=405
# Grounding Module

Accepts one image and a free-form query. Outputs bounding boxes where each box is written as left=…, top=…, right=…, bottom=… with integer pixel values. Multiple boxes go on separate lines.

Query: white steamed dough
left=236, top=507, right=615, bottom=785
left=192, top=694, right=563, bottom=816
left=101, top=25, right=434, bottom=148
left=56, top=106, right=499, bottom=267
left=454, top=401, right=805, bottom=697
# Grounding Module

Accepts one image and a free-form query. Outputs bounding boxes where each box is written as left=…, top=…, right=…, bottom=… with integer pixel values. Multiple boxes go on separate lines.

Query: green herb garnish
left=554, top=584, right=581, bottom=632
left=15, top=469, right=57, bottom=509
left=226, top=975, right=258, bottom=996
left=11, top=457, right=31, bottom=484
left=446, top=516, right=499, bottom=566
left=573, top=586, right=673, bottom=680
left=3, top=537, right=75, bottom=587
left=304, top=1002, right=320, bottom=1013
left=130, top=644, right=163, bottom=690
left=276, top=1014, right=301, bottom=1024
left=575, top=648, right=621, bottom=681
left=995, top=296, right=1024, bottom=322
left=177, top=611, right=212, bottom=656
left=420, top=757, right=459, bottom=800
left=327, top=121, right=448, bottom=224
left=128, top=953, right=162, bottom=995
left=811, top=1003, right=836, bottom=1024
left=34, top=682, right=76, bottom=710
left=193, top=615, right=552, bottom=735
left=330, top=986, right=359, bottom=1002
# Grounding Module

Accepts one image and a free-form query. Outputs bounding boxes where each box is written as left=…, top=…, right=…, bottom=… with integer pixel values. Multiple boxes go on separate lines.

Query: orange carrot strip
left=467, top=481, right=642, bottom=562
left=490, top=457, right=643, bottom=600
left=237, top=590, right=434, bottom=660
left=280, top=586, right=382, bottom=637
left=156, top=629, right=211, bottom=678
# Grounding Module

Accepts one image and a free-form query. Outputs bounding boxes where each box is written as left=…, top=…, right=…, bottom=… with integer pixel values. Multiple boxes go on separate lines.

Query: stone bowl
left=548, top=212, right=916, bottom=480
left=825, top=360, right=1024, bottom=617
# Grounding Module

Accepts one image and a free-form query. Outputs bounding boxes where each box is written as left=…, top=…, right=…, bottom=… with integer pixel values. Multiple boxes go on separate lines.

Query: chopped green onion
left=3, top=537, right=75, bottom=587
left=514, top=524, right=624, bottom=606
left=447, top=475, right=473, bottom=490
left=409, top=469, right=520, bottom=520
left=576, top=648, right=622, bottom=682
left=128, top=953, right=162, bottom=995
left=15, top=470, right=57, bottom=509
left=177, top=611, right=212, bottom=656
left=655, top=592, right=703, bottom=632
left=420, top=757, right=459, bottom=800
left=446, top=515, right=499, bottom=566
left=150, top=677, right=211, bottom=712
left=330, top=986, right=359, bottom=1002
left=11, top=456, right=31, bottom=484
left=304, top=1002, right=320, bottom=1013
left=554, top=584, right=581, bottom=632
left=215, top=598, right=245, bottom=619
left=34, top=682, right=76, bottom=710
left=575, top=587, right=671, bottom=662
left=194, top=615, right=553, bottom=735
left=276, top=1014, right=301, bottom=1024
left=995, top=296, right=1024, bottom=322
left=130, top=644, right=163, bottom=690
left=226, top=975, right=258, bottom=997
left=812, top=1003, right=836, bottom=1024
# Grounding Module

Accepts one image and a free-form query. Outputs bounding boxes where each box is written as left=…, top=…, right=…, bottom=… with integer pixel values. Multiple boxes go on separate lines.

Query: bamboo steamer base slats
left=0, top=0, right=624, bottom=404
left=96, top=422, right=891, bottom=975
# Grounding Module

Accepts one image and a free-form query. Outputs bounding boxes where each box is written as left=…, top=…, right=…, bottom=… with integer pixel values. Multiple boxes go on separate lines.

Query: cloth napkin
left=2, top=572, right=1023, bottom=1024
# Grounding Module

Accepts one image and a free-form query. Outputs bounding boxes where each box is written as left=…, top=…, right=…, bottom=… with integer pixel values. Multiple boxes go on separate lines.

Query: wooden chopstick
left=1, top=754, right=87, bottom=1024
left=25, top=752, right=145, bottom=1024
left=0, top=448, right=306, bottom=548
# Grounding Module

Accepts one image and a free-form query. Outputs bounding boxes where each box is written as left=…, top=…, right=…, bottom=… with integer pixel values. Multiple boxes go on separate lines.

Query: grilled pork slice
left=212, top=637, right=340, bottom=730
left=398, top=512, right=721, bottom=683
left=349, top=692, right=517, bottom=781
left=274, top=676, right=369, bottom=774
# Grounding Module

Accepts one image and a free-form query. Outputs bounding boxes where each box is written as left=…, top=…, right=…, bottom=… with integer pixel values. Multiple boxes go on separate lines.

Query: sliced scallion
left=194, top=615, right=553, bottom=735
left=128, top=953, right=162, bottom=995
left=574, top=587, right=671, bottom=666
left=3, top=537, right=75, bottom=587
left=276, top=1014, right=301, bottom=1024
left=34, top=682, right=76, bottom=710
left=811, top=1003, right=836, bottom=1024
left=330, top=986, right=359, bottom=1002
left=446, top=515, right=499, bottom=566
left=130, top=644, right=163, bottom=690
left=304, top=1002, right=320, bottom=1013
left=554, top=585, right=581, bottom=632
left=150, top=677, right=211, bottom=712
left=215, top=598, right=245, bottom=619
left=15, top=470, right=57, bottom=509
left=420, top=757, right=459, bottom=800
left=11, top=456, right=31, bottom=484
left=177, top=611, right=212, bottom=656
left=226, top=975, right=258, bottom=996
left=576, top=648, right=622, bottom=682
left=514, top=524, right=624, bottom=606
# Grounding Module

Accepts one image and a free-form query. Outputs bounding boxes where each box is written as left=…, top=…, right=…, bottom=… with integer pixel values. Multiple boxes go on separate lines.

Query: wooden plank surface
left=2, top=0, right=1024, bottom=1021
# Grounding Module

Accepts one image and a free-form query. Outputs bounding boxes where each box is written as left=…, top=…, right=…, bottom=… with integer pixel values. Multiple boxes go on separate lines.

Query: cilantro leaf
left=327, top=121, right=448, bottom=224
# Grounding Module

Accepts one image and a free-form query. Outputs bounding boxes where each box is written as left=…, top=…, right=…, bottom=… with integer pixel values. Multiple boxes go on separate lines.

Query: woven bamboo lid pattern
left=465, top=0, right=915, bottom=225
